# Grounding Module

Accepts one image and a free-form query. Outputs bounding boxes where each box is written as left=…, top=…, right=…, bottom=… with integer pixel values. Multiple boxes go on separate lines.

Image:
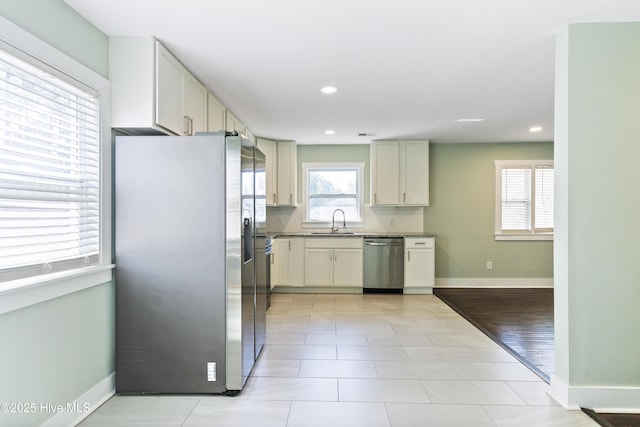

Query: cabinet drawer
left=404, top=238, right=434, bottom=249
left=305, top=237, right=363, bottom=249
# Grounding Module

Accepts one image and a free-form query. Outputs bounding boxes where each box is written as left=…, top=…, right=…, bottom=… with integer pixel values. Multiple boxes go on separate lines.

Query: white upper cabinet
left=155, top=42, right=183, bottom=135
left=400, top=140, right=430, bottom=205
left=182, top=71, right=207, bottom=135
left=276, top=141, right=297, bottom=206
left=256, top=138, right=278, bottom=206
left=370, top=139, right=429, bottom=206
left=370, top=140, right=400, bottom=205
left=110, top=37, right=216, bottom=136
left=207, top=92, right=226, bottom=132
left=256, top=138, right=298, bottom=207
left=225, top=110, right=245, bottom=136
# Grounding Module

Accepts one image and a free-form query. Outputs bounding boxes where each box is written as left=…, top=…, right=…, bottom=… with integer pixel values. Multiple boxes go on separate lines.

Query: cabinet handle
left=374, top=193, right=377, bottom=204
left=289, top=194, right=293, bottom=204
left=273, top=193, right=276, bottom=204
left=408, top=250, right=411, bottom=261
left=183, top=116, right=192, bottom=135
left=403, top=192, right=406, bottom=203
left=288, top=241, right=291, bottom=251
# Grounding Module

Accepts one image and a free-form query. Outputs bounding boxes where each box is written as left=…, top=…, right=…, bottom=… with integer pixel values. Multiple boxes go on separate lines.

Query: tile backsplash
left=266, top=205, right=424, bottom=234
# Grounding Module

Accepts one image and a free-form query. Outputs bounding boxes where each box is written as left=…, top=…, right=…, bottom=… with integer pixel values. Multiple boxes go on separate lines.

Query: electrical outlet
left=486, top=261, right=493, bottom=270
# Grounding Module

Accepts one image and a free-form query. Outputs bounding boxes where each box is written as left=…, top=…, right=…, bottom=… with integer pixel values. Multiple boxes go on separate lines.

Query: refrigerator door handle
left=243, top=217, right=253, bottom=262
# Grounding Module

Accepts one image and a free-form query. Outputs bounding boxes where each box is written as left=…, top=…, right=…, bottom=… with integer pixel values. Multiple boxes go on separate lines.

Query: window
left=302, top=163, right=364, bottom=224
left=0, top=45, right=101, bottom=282
left=495, top=160, right=554, bottom=240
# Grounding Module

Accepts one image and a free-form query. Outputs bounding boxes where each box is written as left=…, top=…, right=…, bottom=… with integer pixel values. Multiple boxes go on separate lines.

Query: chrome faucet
left=331, top=208, right=346, bottom=233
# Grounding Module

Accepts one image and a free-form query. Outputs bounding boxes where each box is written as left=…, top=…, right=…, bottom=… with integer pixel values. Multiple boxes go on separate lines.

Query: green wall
left=0, top=0, right=109, bottom=78
left=0, top=2, right=112, bottom=426
left=554, top=22, right=640, bottom=403
left=297, top=144, right=371, bottom=202
left=0, top=284, right=114, bottom=426
left=297, top=141, right=554, bottom=280
left=425, top=142, right=554, bottom=279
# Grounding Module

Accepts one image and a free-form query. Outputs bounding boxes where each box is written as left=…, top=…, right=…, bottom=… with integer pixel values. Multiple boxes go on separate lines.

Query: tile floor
left=78, top=293, right=599, bottom=427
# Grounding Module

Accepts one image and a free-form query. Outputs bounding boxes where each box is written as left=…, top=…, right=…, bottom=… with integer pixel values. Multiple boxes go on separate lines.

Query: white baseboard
left=272, top=286, right=363, bottom=294
left=403, top=287, right=433, bottom=294
left=549, top=374, right=640, bottom=413
left=40, top=373, right=115, bottom=427
left=435, top=277, right=553, bottom=288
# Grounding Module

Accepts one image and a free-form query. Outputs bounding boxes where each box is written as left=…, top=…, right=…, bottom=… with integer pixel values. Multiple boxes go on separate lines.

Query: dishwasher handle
left=365, top=241, right=403, bottom=246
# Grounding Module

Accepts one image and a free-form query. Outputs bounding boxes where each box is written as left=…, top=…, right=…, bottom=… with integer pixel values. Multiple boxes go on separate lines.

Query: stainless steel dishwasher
left=363, top=237, right=404, bottom=291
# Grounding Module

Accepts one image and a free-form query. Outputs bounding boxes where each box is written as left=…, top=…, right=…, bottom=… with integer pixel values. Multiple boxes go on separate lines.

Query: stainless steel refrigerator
left=115, top=131, right=266, bottom=394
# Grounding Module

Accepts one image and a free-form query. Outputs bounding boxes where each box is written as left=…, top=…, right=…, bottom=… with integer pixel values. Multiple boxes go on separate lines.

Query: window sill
left=495, top=233, right=553, bottom=241
left=0, top=264, right=115, bottom=315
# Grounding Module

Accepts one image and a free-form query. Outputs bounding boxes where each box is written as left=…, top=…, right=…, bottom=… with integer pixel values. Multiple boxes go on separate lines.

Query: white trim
left=301, top=162, right=365, bottom=226
left=403, top=287, right=433, bottom=294
left=495, top=233, right=553, bottom=241
left=435, top=277, right=554, bottom=288
left=494, top=159, right=554, bottom=239
left=39, top=373, right=115, bottom=427
left=272, top=285, right=363, bottom=294
left=495, top=159, right=554, bottom=167
left=548, top=374, right=640, bottom=412
left=0, top=265, right=114, bottom=315
left=0, top=16, right=113, bottom=306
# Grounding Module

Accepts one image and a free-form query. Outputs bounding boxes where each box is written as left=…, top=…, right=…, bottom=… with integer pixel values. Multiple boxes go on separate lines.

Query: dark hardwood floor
left=433, top=287, right=640, bottom=427
left=434, top=287, right=554, bottom=382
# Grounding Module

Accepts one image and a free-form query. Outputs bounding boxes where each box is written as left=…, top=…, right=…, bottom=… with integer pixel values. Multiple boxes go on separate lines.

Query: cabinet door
left=289, top=238, right=305, bottom=284
left=256, top=138, right=278, bottom=206
left=333, top=249, right=363, bottom=286
left=371, top=141, right=400, bottom=205
left=404, top=248, right=434, bottom=287
left=183, top=74, right=207, bottom=135
left=207, top=92, right=226, bottom=132
left=401, top=140, right=429, bottom=205
left=155, top=42, right=183, bottom=135
left=272, top=239, right=291, bottom=285
left=277, top=141, right=297, bottom=206
left=304, top=249, right=333, bottom=286
left=226, top=110, right=245, bottom=136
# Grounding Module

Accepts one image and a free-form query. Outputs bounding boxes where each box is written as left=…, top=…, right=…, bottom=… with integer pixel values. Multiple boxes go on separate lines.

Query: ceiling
left=64, top=0, right=640, bottom=145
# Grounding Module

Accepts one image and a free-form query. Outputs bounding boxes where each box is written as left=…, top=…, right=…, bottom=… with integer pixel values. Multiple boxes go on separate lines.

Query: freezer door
left=239, top=143, right=256, bottom=388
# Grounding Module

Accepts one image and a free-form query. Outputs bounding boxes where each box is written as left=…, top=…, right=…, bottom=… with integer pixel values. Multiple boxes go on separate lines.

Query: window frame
left=301, top=162, right=365, bottom=228
left=494, top=159, right=554, bottom=241
left=0, top=16, right=112, bottom=314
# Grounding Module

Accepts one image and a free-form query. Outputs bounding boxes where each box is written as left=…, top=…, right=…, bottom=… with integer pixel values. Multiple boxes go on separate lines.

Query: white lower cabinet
left=404, top=237, right=435, bottom=293
left=304, top=238, right=363, bottom=287
left=272, top=238, right=304, bottom=286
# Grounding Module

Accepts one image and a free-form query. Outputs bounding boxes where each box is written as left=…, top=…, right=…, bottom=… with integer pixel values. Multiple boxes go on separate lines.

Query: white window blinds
left=495, top=160, right=554, bottom=239
left=535, top=166, right=554, bottom=232
left=302, top=163, right=364, bottom=224
left=501, top=168, right=531, bottom=231
left=0, top=48, right=100, bottom=281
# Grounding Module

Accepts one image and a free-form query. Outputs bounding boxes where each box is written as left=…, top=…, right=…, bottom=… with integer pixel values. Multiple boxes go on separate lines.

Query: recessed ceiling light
left=529, top=126, right=543, bottom=132
left=457, top=118, right=485, bottom=122
left=321, top=86, right=337, bottom=94
left=325, top=129, right=336, bottom=135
